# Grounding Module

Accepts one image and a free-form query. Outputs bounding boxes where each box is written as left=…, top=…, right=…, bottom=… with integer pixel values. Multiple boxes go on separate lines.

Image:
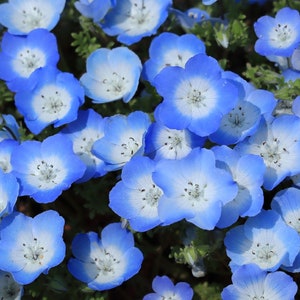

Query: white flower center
left=161, top=292, right=182, bottom=300
left=0, top=188, right=8, bottom=213
left=250, top=241, right=278, bottom=268
left=27, top=157, right=66, bottom=190
left=13, top=48, right=46, bottom=78
left=0, top=157, right=11, bottom=173
left=21, top=237, right=47, bottom=266
left=182, top=181, right=208, bottom=207
left=32, top=85, right=72, bottom=123
left=284, top=210, right=300, bottom=233
left=120, top=136, right=140, bottom=158
left=162, top=50, right=195, bottom=69
left=269, top=23, right=297, bottom=49
left=0, top=273, right=22, bottom=300
left=102, top=72, right=128, bottom=98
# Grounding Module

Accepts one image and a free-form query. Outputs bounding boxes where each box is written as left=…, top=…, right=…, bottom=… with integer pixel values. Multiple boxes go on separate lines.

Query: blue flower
left=0, top=0, right=66, bottom=35
left=67, top=222, right=143, bottom=291
left=144, top=122, right=205, bottom=160
left=0, top=168, right=19, bottom=217
left=0, top=271, right=23, bottom=300
left=101, top=0, right=172, bottom=45
left=0, top=29, right=60, bottom=92
left=60, top=109, right=107, bottom=183
left=0, top=210, right=66, bottom=285
left=224, top=209, right=300, bottom=272
left=143, top=275, right=193, bottom=300
left=212, top=145, right=265, bottom=228
left=109, top=156, right=163, bottom=232
left=80, top=47, right=142, bottom=104
left=254, top=7, right=300, bottom=57
left=235, top=115, right=300, bottom=190
left=11, top=134, right=86, bottom=203
left=74, top=0, right=113, bottom=22
left=202, top=0, right=218, bottom=5
left=0, top=114, right=20, bottom=141
left=221, top=264, right=297, bottom=300
left=153, top=148, right=238, bottom=229
left=142, top=32, right=206, bottom=84
left=15, top=67, right=84, bottom=134
left=0, top=139, right=19, bottom=173
left=92, top=111, right=150, bottom=171
left=153, top=53, right=238, bottom=137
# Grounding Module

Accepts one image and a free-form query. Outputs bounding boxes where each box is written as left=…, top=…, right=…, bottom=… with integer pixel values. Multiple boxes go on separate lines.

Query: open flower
left=0, top=210, right=66, bottom=285
left=80, top=47, right=142, bottom=104
left=67, top=222, right=143, bottom=291
left=0, top=29, right=59, bottom=92
left=0, top=271, right=23, bottom=300
left=0, top=0, right=66, bottom=35
left=11, top=134, right=86, bottom=203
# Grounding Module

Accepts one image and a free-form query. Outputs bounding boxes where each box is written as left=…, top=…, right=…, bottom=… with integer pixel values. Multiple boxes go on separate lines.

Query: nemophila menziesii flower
left=0, top=139, right=19, bottom=173
left=0, top=114, right=20, bottom=141
left=0, top=210, right=65, bottom=285
left=0, top=29, right=59, bottom=92
left=101, top=0, right=172, bottom=45
left=10, top=134, right=86, bottom=203
left=74, top=0, right=113, bottom=22
left=0, top=271, right=23, bottom=300
left=0, top=0, right=66, bottom=35
left=60, top=109, right=107, bottom=183
left=221, top=264, right=297, bottom=300
left=254, top=7, right=300, bottom=57
left=144, top=122, right=205, bottom=160
left=142, top=32, right=206, bottom=83
left=15, top=67, right=84, bottom=135
left=80, top=47, right=141, bottom=104
left=109, top=156, right=163, bottom=232
left=153, top=53, right=238, bottom=137
left=235, top=115, right=300, bottom=190
left=0, top=169, right=19, bottom=217
left=212, top=146, right=265, bottom=228
left=202, top=0, right=218, bottom=5
left=143, top=275, right=193, bottom=300
left=225, top=209, right=300, bottom=272
left=152, top=148, right=238, bottom=229
left=92, top=111, right=150, bottom=171
left=67, top=222, right=143, bottom=291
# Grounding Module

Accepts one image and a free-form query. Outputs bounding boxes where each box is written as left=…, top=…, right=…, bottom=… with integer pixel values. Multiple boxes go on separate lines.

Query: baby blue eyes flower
left=142, top=32, right=206, bottom=84
left=0, top=28, right=60, bottom=92
left=67, top=222, right=143, bottom=291
left=11, top=134, right=86, bottom=203
left=153, top=53, right=238, bottom=137
left=143, top=275, right=193, bottom=300
left=81, top=47, right=142, bottom=104
left=0, top=210, right=66, bottom=285
left=92, top=111, right=150, bottom=171
left=225, top=209, right=300, bottom=272
left=101, top=0, right=172, bottom=45
left=221, top=264, right=297, bottom=300
left=15, top=67, right=84, bottom=135
left=0, top=114, right=20, bottom=141
left=0, top=271, right=23, bottom=300
left=254, top=7, right=300, bottom=57
left=0, top=0, right=66, bottom=35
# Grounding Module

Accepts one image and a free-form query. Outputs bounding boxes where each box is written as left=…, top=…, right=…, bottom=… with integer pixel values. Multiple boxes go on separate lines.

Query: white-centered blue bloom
left=92, top=111, right=150, bottom=171
left=0, top=271, right=23, bottom=300
left=67, top=222, right=143, bottom=291
left=0, top=29, right=60, bottom=92
left=60, top=109, right=107, bottom=183
left=15, top=67, right=84, bottom=134
left=109, top=156, right=163, bottom=232
left=0, top=0, right=66, bottom=35
left=143, top=275, right=193, bottom=300
left=80, top=47, right=142, bottom=104
left=101, top=0, right=172, bottom=45
left=144, top=122, right=205, bottom=160
left=11, top=134, right=86, bottom=203
left=0, top=210, right=66, bottom=285
left=0, top=114, right=20, bottom=141
left=142, top=32, right=206, bottom=84
left=254, top=7, right=300, bottom=57
left=0, top=169, right=19, bottom=218
left=221, top=264, right=297, bottom=300
left=153, top=148, right=238, bottom=229
left=212, top=145, right=265, bottom=228
left=74, top=0, right=114, bottom=22
left=0, top=139, right=19, bottom=173
left=235, top=115, right=300, bottom=190
left=225, top=209, right=300, bottom=272
left=153, top=53, right=238, bottom=137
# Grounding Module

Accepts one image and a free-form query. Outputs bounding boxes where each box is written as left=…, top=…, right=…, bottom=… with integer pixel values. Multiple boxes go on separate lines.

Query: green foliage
left=194, top=282, right=222, bottom=300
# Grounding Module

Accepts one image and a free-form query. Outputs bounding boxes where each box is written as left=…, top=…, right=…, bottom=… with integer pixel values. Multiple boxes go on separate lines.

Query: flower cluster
left=0, top=0, right=300, bottom=299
